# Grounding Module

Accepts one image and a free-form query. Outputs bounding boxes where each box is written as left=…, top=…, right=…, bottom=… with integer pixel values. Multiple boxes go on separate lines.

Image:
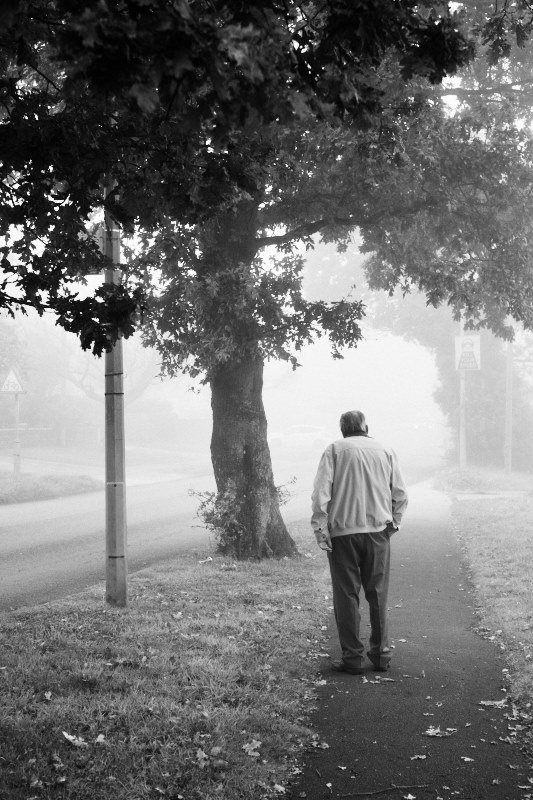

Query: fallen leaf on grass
left=50, top=754, right=64, bottom=771
left=196, top=748, right=210, bottom=768
left=311, top=740, right=330, bottom=749
left=479, top=699, right=506, bottom=708
left=62, top=732, right=88, bottom=748
left=461, top=757, right=475, bottom=762
left=242, top=739, right=262, bottom=757
left=410, top=755, right=427, bottom=760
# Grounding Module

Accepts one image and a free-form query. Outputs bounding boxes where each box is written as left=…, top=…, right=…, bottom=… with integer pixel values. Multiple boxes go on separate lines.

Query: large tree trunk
left=210, top=354, right=298, bottom=559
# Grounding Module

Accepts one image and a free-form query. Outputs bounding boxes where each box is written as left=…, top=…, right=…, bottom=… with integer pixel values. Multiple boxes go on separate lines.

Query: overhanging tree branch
left=255, top=194, right=443, bottom=251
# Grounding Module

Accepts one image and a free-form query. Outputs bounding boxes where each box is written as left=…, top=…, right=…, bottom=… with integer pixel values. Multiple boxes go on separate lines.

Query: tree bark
left=210, top=355, right=298, bottom=559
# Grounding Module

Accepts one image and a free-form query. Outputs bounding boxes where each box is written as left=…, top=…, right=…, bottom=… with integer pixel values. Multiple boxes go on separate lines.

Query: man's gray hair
left=340, top=410, right=367, bottom=437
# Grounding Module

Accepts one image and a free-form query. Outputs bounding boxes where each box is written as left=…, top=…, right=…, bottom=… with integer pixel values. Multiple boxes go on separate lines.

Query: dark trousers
left=327, top=530, right=391, bottom=669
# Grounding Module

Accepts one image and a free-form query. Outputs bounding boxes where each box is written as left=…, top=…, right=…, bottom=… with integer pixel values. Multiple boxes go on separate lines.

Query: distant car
left=268, top=424, right=330, bottom=457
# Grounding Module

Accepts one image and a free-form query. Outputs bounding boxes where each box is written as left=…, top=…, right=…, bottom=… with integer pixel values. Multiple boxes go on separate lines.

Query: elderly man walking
left=311, top=410, right=408, bottom=674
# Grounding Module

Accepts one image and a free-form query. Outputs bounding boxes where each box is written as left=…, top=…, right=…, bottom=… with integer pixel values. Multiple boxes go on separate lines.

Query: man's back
left=311, top=435, right=408, bottom=537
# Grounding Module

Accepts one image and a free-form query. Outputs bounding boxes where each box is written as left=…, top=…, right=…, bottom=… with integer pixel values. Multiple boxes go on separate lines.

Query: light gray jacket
left=311, top=435, right=408, bottom=538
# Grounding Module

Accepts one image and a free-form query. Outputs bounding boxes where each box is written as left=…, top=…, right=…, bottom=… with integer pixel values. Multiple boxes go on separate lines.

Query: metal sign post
left=504, top=341, right=513, bottom=474
left=455, top=334, right=481, bottom=470
left=103, top=206, right=128, bottom=608
left=1, top=370, right=26, bottom=473
left=458, top=369, right=467, bottom=470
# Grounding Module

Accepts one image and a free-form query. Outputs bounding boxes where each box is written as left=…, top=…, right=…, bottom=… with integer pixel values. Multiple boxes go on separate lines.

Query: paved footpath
left=289, top=482, right=533, bottom=800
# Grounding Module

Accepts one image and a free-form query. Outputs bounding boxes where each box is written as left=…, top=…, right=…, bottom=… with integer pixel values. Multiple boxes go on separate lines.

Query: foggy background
left=1, top=239, right=532, bottom=526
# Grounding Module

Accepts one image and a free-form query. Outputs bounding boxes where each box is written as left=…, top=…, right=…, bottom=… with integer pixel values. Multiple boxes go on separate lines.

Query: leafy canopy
left=0, top=0, right=475, bottom=355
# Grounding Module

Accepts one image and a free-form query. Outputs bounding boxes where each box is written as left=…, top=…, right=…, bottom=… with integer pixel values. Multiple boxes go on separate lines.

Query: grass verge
left=436, top=466, right=533, bottom=706
left=0, top=522, right=331, bottom=800
left=0, top=472, right=102, bottom=504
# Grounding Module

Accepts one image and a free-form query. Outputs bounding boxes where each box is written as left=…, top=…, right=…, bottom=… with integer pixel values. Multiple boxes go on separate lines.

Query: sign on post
left=0, top=369, right=26, bottom=474
left=455, top=335, right=481, bottom=371
left=1, top=369, right=24, bottom=394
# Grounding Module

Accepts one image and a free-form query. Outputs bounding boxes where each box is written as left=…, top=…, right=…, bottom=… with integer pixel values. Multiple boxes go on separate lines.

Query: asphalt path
left=289, top=482, right=533, bottom=800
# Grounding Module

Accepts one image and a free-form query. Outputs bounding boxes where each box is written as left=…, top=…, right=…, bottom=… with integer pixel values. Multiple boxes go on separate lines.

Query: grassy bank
left=0, top=523, right=331, bottom=800
left=2, top=467, right=532, bottom=799
left=437, top=467, right=533, bottom=706
left=0, top=472, right=102, bottom=504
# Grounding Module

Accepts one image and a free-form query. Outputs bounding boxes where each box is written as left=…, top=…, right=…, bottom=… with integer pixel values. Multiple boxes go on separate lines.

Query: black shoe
left=330, top=661, right=365, bottom=675
left=366, top=653, right=391, bottom=672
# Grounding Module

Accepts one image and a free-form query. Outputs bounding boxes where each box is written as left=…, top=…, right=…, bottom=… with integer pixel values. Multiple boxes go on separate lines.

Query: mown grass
left=0, top=523, right=331, bottom=800
left=4, top=465, right=532, bottom=799
left=0, top=472, right=102, bottom=504
left=436, top=466, right=533, bottom=706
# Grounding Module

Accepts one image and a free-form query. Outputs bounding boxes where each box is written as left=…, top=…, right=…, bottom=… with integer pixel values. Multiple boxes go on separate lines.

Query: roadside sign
left=455, top=335, right=481, bottom=371
left=1, top=369, right=25, bottom=393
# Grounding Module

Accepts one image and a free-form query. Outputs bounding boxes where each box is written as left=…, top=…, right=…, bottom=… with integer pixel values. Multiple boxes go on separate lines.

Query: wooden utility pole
left=103, top=202, right=128, bottom=607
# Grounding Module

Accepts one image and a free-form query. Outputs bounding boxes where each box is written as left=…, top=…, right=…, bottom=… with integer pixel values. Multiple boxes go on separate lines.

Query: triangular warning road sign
left=1, top=369, right=24, bottom=393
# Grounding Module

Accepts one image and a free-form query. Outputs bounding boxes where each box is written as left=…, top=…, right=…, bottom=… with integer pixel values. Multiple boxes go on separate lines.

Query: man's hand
left=314, top=528, right=332, bottom=552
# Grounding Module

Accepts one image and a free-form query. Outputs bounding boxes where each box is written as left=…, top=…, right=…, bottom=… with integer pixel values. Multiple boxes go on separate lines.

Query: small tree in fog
left=369, top=293, right=533, bottom=471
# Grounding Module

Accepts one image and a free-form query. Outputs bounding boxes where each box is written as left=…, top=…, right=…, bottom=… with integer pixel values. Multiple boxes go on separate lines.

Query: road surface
left=0, top=461, right=314, bottom=612
left=0, top=477, right=214, bottom=611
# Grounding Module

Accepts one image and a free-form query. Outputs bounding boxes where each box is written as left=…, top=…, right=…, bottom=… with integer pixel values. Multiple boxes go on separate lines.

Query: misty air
left=1, top=3, right=532, bottom=799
